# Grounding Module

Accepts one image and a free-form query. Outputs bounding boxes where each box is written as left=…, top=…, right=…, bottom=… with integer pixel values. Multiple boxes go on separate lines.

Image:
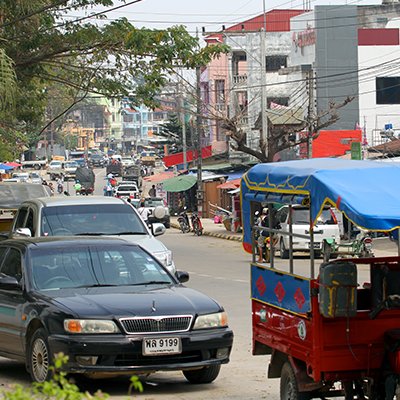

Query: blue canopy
left=241, top=158, right=400, bottom=251
left=0, top=163, right=13, bottom=171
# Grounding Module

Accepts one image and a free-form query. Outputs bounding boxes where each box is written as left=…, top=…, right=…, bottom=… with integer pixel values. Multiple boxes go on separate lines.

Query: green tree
left=159, top=114, right=193, bottom=152
left=0, top=0, right=229, bottom=155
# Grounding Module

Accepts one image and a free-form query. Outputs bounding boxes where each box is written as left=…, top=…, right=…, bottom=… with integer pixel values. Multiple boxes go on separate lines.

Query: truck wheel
left=280, top=239, right=289, bottom=259
left=280, top=362, right=310, bottom=400
left=183, top=365, right=221, bottom=384
left=34, top=164, right=41, bottom=170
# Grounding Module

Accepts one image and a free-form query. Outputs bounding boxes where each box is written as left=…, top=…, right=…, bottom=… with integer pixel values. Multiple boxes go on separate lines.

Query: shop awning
left=217, top=178, right=241, bottom=190
left=0, top=163, right=13, bottom=171
left=143, top=171, right=175, bottom=183
left=161, top=175, right=197, bottom=192
left=4, top=162, right=21, bottom=168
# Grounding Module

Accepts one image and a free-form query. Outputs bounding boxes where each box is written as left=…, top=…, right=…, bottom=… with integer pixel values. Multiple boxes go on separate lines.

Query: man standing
left=148, top=184, right=156, bottom=197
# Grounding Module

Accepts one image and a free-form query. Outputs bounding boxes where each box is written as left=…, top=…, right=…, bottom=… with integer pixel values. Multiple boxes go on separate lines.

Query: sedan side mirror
left=14, top=227, right=32, bottom=237
left=0, top=275, right=21, bottom=290
left=175, top=271, right=189, bottom=283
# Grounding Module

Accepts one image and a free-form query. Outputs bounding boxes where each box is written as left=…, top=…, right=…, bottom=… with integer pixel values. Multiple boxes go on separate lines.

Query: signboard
left=351, top=142, right=362, bottom=160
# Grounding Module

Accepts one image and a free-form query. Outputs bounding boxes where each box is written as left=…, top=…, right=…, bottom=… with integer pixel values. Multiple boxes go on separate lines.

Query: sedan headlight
left=153, top=250, right=173, bottom=267
left=193, top=311, right=228, bottom=330
left=64, top=319, right=120, bottom=334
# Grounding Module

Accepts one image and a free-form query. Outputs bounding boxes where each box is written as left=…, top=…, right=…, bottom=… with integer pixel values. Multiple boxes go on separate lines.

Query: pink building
left=202, top=9, right=306, bottom=159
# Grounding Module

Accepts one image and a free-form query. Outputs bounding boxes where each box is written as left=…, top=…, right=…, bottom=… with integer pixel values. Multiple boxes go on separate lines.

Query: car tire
left=182, top=365, right=221, bottom=384
left=28, top=328, right=52, bottom=383
left=280, top=239, right=289, bottom=259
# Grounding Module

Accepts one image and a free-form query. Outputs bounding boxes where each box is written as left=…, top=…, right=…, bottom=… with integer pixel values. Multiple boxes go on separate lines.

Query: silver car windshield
left=29, top=244, right=174, bottom=290
left=41, top=204, right=147, bottom=236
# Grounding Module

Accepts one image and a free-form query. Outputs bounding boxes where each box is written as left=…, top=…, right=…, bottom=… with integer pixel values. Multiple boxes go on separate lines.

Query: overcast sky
left=90, top=0, right=383, bottom=35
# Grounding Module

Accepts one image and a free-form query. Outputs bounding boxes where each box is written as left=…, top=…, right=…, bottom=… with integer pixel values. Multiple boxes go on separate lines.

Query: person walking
left=148, top=184, right=156, bottom=198
left=137, top=200, right=150, bottom=224
left=57, top=176, right=64, bottom=194
left=104, top=180, right=113, bottom=197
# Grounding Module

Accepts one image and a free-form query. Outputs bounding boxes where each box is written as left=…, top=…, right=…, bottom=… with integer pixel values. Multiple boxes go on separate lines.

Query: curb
left=170, top=223, right=242, bottom=242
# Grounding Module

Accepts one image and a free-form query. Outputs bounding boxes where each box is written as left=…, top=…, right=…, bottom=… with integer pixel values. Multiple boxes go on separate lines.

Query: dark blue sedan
left=0, top=237, right=233, bottom=383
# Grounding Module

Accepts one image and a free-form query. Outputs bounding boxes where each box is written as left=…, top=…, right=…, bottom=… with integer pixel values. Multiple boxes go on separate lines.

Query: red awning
left=217, top=178, right=241, bottom=190
left=143, top=171, right=175, bottom=183
left=5, top=162, right=22, bottom=167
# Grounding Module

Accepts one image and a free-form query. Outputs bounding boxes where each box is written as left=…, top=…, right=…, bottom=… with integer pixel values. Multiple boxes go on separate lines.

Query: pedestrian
left=105, top=180, right=113, bottom=196
left=148, top=184, right=156, bottom=198
left=178, top=194, right=186, bottom=212
left=137, top=200, right=150, bottom=224
left=74, top=180, right=82, bottom=195
left=57, top=176, right=64, bottom=194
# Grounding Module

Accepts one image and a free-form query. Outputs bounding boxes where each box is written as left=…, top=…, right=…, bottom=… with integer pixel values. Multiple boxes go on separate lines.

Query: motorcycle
left=177, top=208, right=190, bottom=233
left=191, top=212, right=203, bottom=236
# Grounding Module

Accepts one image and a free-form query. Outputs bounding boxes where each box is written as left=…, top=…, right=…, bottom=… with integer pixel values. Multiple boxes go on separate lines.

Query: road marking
left=187, top=271, right=248, bottom=284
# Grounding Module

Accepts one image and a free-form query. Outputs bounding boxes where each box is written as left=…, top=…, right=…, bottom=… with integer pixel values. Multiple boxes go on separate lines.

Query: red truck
left=241, top=158, right=400, bottom=399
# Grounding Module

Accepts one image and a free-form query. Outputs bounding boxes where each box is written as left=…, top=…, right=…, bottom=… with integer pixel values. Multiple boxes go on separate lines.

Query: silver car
left=11, top=196, right=176, bottom=274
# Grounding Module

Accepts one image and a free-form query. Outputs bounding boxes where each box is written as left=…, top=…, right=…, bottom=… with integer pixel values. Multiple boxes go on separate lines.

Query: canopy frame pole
left=309, top=203, right=315, bottom=278
left=289, top=204, right=294, bottom=274
left=398, top=228, right=400, bottom=257
left=268, top=204, right=275, bottom=269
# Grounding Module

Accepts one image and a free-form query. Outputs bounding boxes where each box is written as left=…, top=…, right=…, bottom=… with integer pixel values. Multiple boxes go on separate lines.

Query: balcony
left=214, top=103, right=227, bottom=115
left=233, top=74, right=248, bottom=88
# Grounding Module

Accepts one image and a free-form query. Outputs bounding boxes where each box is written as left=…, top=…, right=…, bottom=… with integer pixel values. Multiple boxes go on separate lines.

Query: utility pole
left=196, top=65, right=203, bottom=217
left=307, top=69, right=314, bottom=159
left=260, top=0, right=268, bottom=156
left=178, top=77, right=187, bottom=170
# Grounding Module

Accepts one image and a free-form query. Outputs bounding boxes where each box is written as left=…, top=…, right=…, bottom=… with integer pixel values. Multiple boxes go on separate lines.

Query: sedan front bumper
left=48, top=328, right=233, bottom=375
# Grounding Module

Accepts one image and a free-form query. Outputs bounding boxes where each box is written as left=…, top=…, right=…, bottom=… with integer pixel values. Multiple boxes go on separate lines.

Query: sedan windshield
left=29, top=244, right=174, bottom=290
left=41, top=204, right=147, bottom=236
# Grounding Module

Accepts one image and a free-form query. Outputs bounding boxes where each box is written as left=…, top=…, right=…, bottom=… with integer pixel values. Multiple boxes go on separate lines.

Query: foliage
left=0, top=0, right=229, bottom=155
left=1, top=353, right=143, bottom=399
left=158, top=114, right=193, bottom=152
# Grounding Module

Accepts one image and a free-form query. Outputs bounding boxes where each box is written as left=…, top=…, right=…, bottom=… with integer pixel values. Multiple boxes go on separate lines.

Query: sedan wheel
left=29, top=329, right=51, bottom=382
left=183, top=365, right=221, bottom=384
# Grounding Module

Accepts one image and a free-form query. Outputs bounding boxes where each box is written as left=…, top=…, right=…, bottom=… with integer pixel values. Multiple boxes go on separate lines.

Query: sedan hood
left=46, top=286, right=222, bottom=318
left=114, top=234, right=167, bottom=252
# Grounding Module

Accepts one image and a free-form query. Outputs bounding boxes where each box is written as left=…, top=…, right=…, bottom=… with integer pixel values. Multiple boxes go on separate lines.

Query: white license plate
left=308, top=242, right=321, bottom=249
left=142, top=337, right=182, bottom=356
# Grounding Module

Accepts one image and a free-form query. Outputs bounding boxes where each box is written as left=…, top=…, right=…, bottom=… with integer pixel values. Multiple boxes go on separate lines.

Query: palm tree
left=0, top=48, right=16, bottom=111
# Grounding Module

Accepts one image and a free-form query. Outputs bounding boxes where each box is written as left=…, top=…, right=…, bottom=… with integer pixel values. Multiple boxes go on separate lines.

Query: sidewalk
left=170, top=216, right=243, bottom=242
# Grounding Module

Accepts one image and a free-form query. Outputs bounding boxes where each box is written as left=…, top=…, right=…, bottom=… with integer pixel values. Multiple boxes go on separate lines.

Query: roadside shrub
left=1, top=353, right=143, bottom=399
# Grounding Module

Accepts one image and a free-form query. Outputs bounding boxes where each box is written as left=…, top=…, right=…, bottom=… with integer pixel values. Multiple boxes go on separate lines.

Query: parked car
left=0, top=237, right=233, bottom=383
left=10, top=196, right=176, bottom=273
left=11, top=172, right=29, bottom=182
left=47, top=160, right=63, bottom=180
left=144, top=197, right=171, bottom=228
left=114, top=183, right=140, bottom=200
left=275, top=205, right=341, bottom=258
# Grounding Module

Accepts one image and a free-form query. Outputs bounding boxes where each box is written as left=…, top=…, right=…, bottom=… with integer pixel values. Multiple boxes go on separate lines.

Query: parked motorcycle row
left=177, top=207, right=203, bottom=236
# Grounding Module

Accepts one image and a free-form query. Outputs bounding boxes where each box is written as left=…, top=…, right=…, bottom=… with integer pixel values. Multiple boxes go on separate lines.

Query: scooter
left=191, top=212, right=203, bottom=236
left=177, top=208, right=190, bottom=233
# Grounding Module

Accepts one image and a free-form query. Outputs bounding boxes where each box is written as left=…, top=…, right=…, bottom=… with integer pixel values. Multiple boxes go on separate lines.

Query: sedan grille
left=120, top=315, right=193, bottom=334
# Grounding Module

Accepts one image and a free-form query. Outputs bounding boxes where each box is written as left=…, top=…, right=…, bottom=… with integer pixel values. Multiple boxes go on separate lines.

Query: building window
left=376, top=77, right=400, bottom=104
left=266, top=56, right=287, bottom=72
left=267, top=97, right=289, bottom=107
left=215, top=79, right=225, bottom=104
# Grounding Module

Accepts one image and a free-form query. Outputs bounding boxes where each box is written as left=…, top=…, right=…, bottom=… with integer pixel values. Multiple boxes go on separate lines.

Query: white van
left=275, top=205, right=341, bottom=258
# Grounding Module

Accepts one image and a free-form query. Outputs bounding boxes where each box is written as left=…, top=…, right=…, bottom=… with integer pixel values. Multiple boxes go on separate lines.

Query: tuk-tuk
left=241, top=158, right=400, bottom=399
